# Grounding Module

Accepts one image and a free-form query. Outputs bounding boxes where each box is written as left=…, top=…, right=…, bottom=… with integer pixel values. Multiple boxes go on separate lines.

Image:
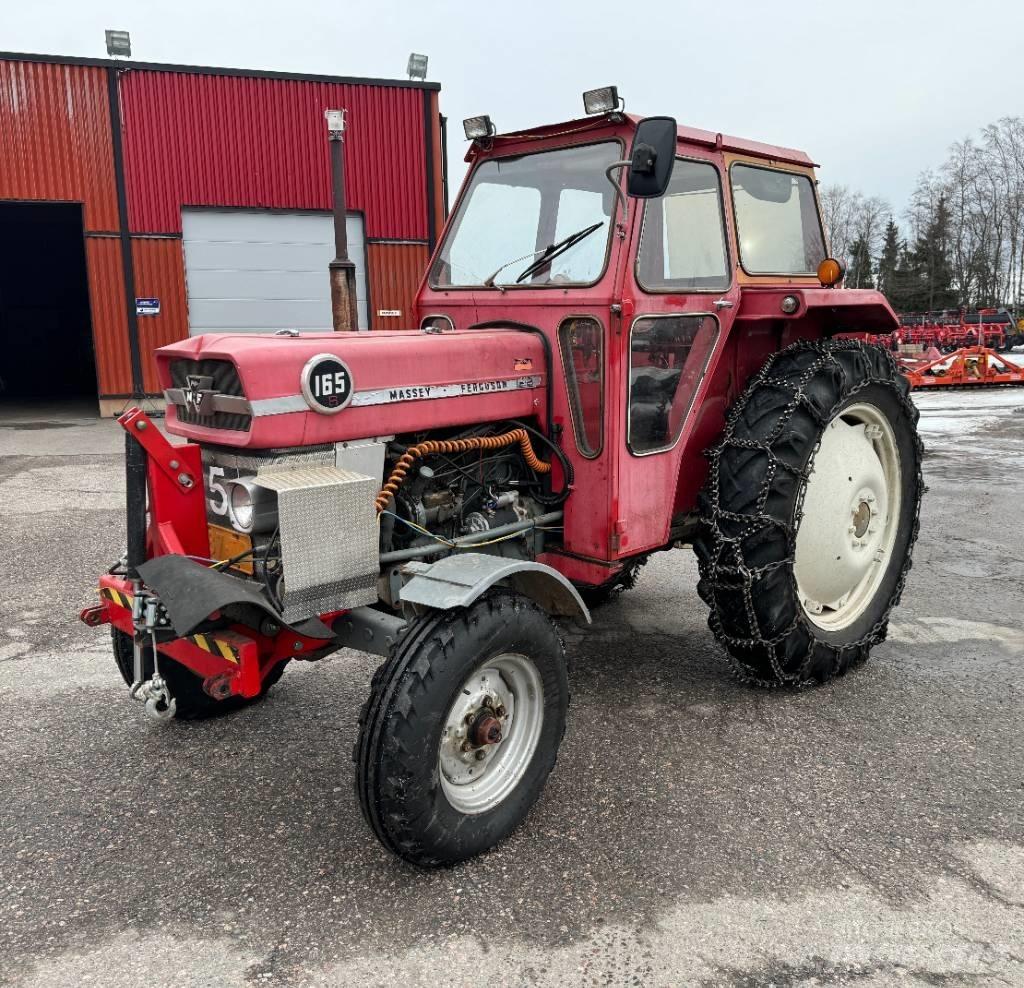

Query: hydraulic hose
left=375, top=429, right=550, bottom=515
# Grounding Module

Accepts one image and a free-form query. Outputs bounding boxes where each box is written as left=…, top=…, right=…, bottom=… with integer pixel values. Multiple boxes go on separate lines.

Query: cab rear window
left=730, top=164, right=826, bottom=275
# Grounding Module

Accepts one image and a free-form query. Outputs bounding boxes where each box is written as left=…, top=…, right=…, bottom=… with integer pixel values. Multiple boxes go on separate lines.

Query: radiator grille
left=169, top=358, right=251, bottom=432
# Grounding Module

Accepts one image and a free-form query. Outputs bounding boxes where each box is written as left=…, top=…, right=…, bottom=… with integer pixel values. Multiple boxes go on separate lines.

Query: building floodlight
left=325, top=108, right=347, bottom=138
left=407, top=53, right=428, bottom=81
left=105, top=30, right=131, bottom=58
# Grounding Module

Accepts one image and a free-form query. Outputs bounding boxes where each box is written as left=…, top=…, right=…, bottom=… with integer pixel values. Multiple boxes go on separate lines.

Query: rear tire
left=578, top=557, right=648, bottom=609
left=694, top=338, right=923, bottom=686
left=354, top=591, right=568, bottom=867
left=111, top=628, right=288, bottom=719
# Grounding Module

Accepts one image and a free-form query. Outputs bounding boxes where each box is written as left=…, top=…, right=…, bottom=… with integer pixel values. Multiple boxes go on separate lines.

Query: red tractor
left=82, top=89, right=923, bottom=867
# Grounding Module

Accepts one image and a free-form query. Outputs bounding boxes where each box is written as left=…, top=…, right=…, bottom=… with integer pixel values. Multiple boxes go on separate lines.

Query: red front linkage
left=79, top=408, right=341, bottom=700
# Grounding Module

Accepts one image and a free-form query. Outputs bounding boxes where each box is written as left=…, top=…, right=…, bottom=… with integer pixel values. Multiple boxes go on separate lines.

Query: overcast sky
left=8, top=0, right=1024, bottom=221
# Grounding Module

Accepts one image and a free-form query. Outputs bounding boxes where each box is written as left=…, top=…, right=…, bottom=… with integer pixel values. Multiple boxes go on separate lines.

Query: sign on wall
left=136, top=298, right=161, bottom=316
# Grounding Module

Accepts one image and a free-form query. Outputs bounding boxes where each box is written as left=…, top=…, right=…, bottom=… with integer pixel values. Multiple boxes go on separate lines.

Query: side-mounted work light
left=463, top=115, right=496, bottom=140
left=583, top=86, right=621, bottom=115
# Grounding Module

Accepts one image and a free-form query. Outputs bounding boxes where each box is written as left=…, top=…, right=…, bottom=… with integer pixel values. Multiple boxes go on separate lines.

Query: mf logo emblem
left=183, top=375, right=215, bottom=416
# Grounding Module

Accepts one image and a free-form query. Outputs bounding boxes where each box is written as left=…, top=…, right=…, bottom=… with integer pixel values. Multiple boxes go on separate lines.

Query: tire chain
left=696, top=338, right=925, bottom=688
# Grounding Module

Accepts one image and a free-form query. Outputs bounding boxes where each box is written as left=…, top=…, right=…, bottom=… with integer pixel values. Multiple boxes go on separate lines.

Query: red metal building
left=0, top=51, right=445, bottom=413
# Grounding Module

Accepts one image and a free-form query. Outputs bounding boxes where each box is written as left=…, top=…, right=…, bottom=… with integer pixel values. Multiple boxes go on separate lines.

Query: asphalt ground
left=0, top=394, right=1022, bottom=987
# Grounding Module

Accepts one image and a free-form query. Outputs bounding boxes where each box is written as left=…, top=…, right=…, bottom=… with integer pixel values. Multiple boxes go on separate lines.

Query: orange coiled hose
left=374, top=429, right=551, bottom=514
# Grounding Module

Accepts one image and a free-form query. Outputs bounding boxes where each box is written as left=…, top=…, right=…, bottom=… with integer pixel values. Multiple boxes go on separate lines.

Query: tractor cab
left=414, top=91, right=898, bottom=580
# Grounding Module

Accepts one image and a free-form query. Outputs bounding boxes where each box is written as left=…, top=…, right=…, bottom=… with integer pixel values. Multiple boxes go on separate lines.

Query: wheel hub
left=470, top=710, right=503, bottom=747
left=438, top=653, right=544, bottom=816
left=851, top=500, right=872, bottom=539
left=793, top=404, right=902, bottom=631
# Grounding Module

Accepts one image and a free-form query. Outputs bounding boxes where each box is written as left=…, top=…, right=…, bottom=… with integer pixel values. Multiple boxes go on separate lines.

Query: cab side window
left=558, top=317, right=604, bottom=457
left=637, top=159, right=730, bottom=292
left=628, top=315, right=719, bottom=454
left=730, top=164, right=826, bottom=275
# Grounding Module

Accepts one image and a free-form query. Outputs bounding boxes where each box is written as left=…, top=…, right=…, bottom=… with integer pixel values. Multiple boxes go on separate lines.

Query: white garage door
left=181, top=209, right=368, bottom=334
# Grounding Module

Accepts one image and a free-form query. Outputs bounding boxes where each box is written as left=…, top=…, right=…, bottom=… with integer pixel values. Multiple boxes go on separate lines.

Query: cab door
left=610, top=150, right=739, bottom=557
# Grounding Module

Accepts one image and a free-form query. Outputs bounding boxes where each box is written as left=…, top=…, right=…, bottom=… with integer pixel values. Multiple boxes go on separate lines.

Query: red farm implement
left=883, top=308, right=1021, bottom=353
left=899, top=345, right=1024, bottom=389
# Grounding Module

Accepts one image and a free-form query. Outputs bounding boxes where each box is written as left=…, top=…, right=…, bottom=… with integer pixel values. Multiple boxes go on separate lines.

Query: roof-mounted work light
left=407, top=53, right=428, bottom=81
left=105, top=29, right=131, bottom=58
left=583, top=85, right=621, bottom=115
left=463, top=115, right=496, bottom=141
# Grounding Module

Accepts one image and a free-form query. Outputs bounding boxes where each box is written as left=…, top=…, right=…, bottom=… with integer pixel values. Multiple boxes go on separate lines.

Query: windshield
left=430, top=141, right=621, bottom=288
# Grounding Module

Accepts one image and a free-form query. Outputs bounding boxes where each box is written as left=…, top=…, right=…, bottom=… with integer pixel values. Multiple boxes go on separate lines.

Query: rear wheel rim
left=794, top=401, right=902, bottom=632
left=438, top=653, right=544, bottom=816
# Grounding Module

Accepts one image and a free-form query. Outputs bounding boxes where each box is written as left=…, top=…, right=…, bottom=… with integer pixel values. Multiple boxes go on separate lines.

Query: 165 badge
left=301, top=353, right=355, bottom=414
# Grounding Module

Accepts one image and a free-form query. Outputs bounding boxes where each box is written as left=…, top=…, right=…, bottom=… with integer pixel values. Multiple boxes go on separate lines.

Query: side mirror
left=627, top=117, right=677, bottom=198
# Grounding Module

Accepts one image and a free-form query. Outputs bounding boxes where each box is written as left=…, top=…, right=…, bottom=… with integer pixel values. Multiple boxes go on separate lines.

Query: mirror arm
left=605, top=160, right=630, bottom=224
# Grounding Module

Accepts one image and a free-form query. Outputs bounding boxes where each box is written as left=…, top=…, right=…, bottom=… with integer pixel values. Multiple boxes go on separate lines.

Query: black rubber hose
left=505, top=418, right=573, bottom=506
left=466, top=320, right=556, bottom=441
left=465, top=321, right=570, bottom=504
left=124, top=430, right=148, bottom=579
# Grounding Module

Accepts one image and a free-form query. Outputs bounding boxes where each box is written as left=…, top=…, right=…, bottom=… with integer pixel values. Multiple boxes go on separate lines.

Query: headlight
left=227, top=479, right=277, bottom=534
left=229, top=482, right=254, bottom=532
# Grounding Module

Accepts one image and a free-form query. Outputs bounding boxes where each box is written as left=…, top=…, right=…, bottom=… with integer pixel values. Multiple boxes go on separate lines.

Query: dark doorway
left=0, top=202, right=97, bottom=402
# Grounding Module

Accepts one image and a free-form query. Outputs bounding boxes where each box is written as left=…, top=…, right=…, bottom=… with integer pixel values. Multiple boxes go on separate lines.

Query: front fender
left=399, top=553, right=591, bottom=624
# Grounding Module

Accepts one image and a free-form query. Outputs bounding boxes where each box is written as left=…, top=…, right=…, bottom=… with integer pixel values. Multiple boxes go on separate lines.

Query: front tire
left=694, top=339, right=923, bottom=686
left=354, top=592, right=568, bottom=867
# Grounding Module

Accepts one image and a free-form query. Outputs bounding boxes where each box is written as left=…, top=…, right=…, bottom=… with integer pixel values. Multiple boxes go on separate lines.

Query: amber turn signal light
left=817, top=257, right=844, bottom=287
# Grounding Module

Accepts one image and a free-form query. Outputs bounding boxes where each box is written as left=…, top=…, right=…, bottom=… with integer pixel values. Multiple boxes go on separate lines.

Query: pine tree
left=847, top=236, right=873, bottom=288
left=910, top=195, right=958, bottom=311
left=892, top=244, right=921, bottom=313
left=876, top=219, right=900, bottom=301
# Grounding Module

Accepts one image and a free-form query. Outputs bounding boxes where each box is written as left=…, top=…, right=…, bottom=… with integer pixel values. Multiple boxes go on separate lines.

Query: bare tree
left=819, top=185, right=891, bottom=286
left=921, top=117, right=1024, bottom=313
left=820, top=184, right=861, bottom=266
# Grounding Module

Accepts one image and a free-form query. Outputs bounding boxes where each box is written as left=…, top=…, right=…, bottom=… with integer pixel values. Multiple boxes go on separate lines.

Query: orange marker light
left=817, top=257, right=844, bottom=287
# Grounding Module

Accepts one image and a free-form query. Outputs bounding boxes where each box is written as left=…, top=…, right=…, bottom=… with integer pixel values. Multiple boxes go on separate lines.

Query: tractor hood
left=156, top=329, right=547, bottom=449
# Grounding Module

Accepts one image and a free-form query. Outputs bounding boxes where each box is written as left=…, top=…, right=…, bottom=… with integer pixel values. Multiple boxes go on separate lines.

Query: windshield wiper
left=514, top=222, right=604, bottom=285
left=482, top=246, right=549, bottom=289
left=481, top=221, right=605, bottom=289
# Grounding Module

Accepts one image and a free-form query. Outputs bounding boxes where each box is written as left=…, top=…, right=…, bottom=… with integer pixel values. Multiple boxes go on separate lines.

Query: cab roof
left=469, top=112, right=817, bottom=169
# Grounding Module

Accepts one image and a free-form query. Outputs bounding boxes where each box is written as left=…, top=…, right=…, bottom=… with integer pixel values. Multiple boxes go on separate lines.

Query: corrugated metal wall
left=0, top=59, right=133, bottom=395
left=367, top=243, right=430, bottom=329
left=84, top=237, right=132, bottom=394
left=131, top=237, right=188, bottom=392
left=2, top=55, right=441, bottom=402
left=0, top=60, right=119, bottom=231
left=119, top=71, right=429, bottom=241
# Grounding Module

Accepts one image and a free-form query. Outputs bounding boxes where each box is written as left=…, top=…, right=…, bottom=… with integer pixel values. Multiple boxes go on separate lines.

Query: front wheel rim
left=438, top=653, right=544, bottom=816
left=793, top=401, right=902, bottom=632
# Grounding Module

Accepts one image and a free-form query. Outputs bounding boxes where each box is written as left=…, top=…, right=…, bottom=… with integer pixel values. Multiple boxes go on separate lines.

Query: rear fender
left=398, top=552, right=591, bottom=624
